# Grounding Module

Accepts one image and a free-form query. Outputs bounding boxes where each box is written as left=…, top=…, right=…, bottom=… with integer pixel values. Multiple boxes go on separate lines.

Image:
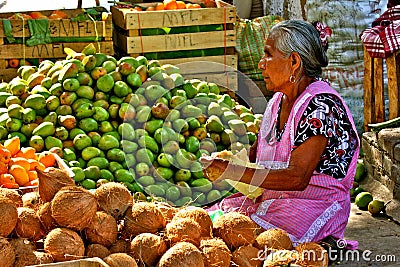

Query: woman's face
left=258, top=36, right=292, bottom=92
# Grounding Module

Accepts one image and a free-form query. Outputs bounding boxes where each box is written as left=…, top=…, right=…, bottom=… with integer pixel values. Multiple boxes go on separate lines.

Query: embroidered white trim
left=257, top=161, right=288, bottom=170
left=298, top=201, right=342, bottom=244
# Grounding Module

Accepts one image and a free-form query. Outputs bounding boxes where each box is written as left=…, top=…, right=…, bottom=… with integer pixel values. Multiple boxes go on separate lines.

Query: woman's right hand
left=199, top=156, right=229, bottom=182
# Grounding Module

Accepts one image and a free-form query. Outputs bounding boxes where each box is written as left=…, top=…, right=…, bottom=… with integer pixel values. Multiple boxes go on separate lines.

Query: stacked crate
left=111, top=0, right=238, bottom=91
left=0, top=6, right=113, bottom=82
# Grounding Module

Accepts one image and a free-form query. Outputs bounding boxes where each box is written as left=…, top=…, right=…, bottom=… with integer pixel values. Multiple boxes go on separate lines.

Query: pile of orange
left=8, top=10, right=68, bottom=20
left=142, top=0, right=202, bottom=11
left=0, top=136, right=57, bottom=189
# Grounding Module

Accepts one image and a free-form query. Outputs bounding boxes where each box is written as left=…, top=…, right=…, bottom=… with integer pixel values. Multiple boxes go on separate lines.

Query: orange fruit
left=48, top=13, right=63, bottom=19
left=27, top=170, right=38, bottom=182
left=8, top=59, right=20, bottom=68
left=23, top=179, right=38, bottom=187
left=0, top=173, right=15, bottom=184
left=177, top=1, right=187, bottom=9
left=8, top=165, right=29, bottom=186
left=0, top=148, right=12, bottom=164
left=9, top=157, right=31, bottom=171
left=38, top=152, right=56, bottom=168
left=30, top=11, right=48, bottom=19
left=15, top=147, right=37, bottom=160
left=133, top=6, right=143, bottom=11
left=155, top=3, right=165, bottom=10
left=52, top=10, right=68, bottom=19
left=164, top=0, right=178, bottom=10
left=28, top=159, right=46, bottom=172
left=4, top=136, right=20, bottom=156
left=186, top=3, right=201, bottom=8
left=146, top=6, right=156, bottom=11
left=0, top=162, right=8, bottom=175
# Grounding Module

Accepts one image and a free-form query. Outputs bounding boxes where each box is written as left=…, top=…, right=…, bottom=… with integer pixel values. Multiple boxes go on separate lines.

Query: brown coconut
left=103, top=253, right=138, bottom=267
left=9, top=238, right=40, bottom=267
left=37, top=167, right=75, bottom=202
left=200, top=238, right=231, bottom=267
left=154, top=202, right=178, bottom=222
left=172, top=206, right=213, bottom=238
left=0, top=188, right=23, bottom=207
left=0, top=195, right=18, bottom=237
left=158, top=242, right=204, bottom=267
left=166, top=217, right=202, bottom=247
left=85, top=244, right=110, bottom=259
left=15, top=207, right=43, bottom=241
left=295, top=242, right=329, bottom=267
left=84, top=211, right=118, bottom=247
left=94, top=182, right=133, bottom=219
left=130, top=233, right=167, bottom=266
left=213, top=212, right=256, bottom=250
left=255, top=228, right=293, bottom=251
left=123, top=202, right=166, bottom=238
left=232, top=245, right=263, bottom=267
left=263, top=249, right=299, bottom=267
left=22, top=191, right=42, bottom=210
left=0, top=237, right=15, bottom=267
left=44, top=227, right=85, bottom=262
left=109, top=238, right=131, bottom=254
left=33, top=251, right=54, bottom=264
left=37, top=202, right=57, bottom=233
left=51, top=186, right=98, bottom=231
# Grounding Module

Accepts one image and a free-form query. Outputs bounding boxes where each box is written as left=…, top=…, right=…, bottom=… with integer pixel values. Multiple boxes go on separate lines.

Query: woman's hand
left=199, top=156, right=230, bottom=182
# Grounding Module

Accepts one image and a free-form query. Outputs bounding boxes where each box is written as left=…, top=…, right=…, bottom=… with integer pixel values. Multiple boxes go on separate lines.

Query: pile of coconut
left=0, top=170, right=329, bottom=267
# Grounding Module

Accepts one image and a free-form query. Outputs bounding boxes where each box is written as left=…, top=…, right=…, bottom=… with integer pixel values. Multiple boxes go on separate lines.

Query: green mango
left=98, top=134, right=120, bottom=151
left=181, top=105, right=202, bottom=118
left=49, top=83, right=63, bottom=97
left=162, top=140, right=180, bottom=154
left=23, top=94, right=46, bottom=110
left=54, top=126, right=69, bottom=141
left=0, top=125, right=8, bottom=139
left=135, top=148, right=154, bottom=165
left=144, top=84, right=167, bottom=102
left=45, top=136, right=63, bottom=150
left=5, top=117, right=22, bottom=132
left=76, top=85, right=95, bottom=100
left=106, top=148, right=125, bottom=163
left=228, top=119, right=247, bottom=136
left=32, top=121, right=55, bottom=138
left=117, top=122, right=135, bottom=141
left=75, top=103, right=95, bottom=119
left=120, top=140, right=138, bottom=154
left=7, top=104, right=24, bottom=119
left=208, top=82, right=220, bottom=94
left=82, top=146, right=102, bottom=161
left=99, top=121, right=115, bottom=133
left=46, top=96, right=61, bottom=112
left=208, top=101, right=223, bottom=117
left=78, top=118, right=98, bottom=132
left=43, top=111, right=58, bottom=125
left=172, top=118, right=189, bottom=133
left=175, top=149, right=193, bottom=169
left=205, top=115, right=225, bottom=133
left=191, top=178, right=213, bottom=193
left=218, top=94, right=234, bottom=108
left=144, top=119, right=163, bottom=135
left=138, top=135, right=159, bottom=154
left=174, top=169, right=191, bottom=182
left=135, top=106, right=151, bottom=123
left=87, top=157, right=110, bottom=169
left=93, top=106, right=109, bottom=122
left=0, top=92, right=12, bottom=106
left=185, top=136, right=200, bottom=153
left=221, top=129, right=238, bottom=146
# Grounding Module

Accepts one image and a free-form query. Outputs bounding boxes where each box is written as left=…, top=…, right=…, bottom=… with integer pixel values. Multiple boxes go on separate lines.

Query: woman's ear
left=290, top=52, right=302, bottom=72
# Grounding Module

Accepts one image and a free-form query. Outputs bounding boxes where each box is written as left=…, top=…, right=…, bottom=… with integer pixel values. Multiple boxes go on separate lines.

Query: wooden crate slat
left=111, top=4, right=236, bottom=30
left=120, top=30, right=235, bottom=54
left=0, top=41, right=113, bottom=59
left=373, top=57, right=385, bottom=123
left=0, top=19, right=112, bottom=38
left=363, top=47, right=374, bottom=131
left=386, top=50, right=400, bottom=120
left=158, top=55, right=238, bottom=72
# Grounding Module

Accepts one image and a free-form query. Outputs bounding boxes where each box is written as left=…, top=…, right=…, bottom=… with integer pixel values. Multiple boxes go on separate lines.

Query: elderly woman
left=201, top=20, right=360, bottom=246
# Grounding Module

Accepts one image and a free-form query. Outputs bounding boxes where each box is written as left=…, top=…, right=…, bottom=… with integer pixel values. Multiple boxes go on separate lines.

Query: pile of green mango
left=0, top=43, right=262, bottom=207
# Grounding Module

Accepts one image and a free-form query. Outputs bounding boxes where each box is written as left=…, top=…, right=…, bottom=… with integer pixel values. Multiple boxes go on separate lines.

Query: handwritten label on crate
left=1, top=19, right=110, bottom=38
left=0, top=41, right=113, bottom=59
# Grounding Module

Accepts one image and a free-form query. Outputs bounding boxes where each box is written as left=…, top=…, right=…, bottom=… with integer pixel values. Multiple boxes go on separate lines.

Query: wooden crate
left=111, top=0, right=237, bottom=90
left=363, top=47, right=400, bottom=131
left=27, top=257, right=108, bottom=267
left=0, top=6, right=113, bottom=81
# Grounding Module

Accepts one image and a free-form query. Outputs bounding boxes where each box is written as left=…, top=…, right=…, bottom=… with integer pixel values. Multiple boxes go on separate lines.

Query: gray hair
left=269, top=20, right=329, bottom=78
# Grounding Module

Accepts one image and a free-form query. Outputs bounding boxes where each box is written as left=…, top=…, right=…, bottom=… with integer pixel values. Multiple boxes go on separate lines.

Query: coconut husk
left=94, top=182, right=133, bottom=219
left=295, top=242, right=329, bottom=267
left=255, top=228, right=293, bottom=251
left=44, top=227, right=85, bottom=262
left=33, top=251, right=54, bottom=264
left=158, top=242, right=204, bottom=267
left=37, top=167, right=75, bottom=203
left=103, top=253, right=138, bottom=267
left=232, top=245, right=263, bottom=267
left=166, top=218, right=202, bottom=247
left=123, top=202, right=166, bottom=238
left=15, top=207, right=43, bottom=241
left=0, top=188, right=23, bottom=207
left=154, top=202, right=178, bottom=223
left=130, top=233, right=167, bottom=266
left=22, top=191, right=42, bottom=211
left=0, top=237, right=15, bottom=267
left=200, top=238, right=231, bottom=267
left=51, top=186, right=98, bottom=231
left=172, top=206, right=213, bottom=238
left=109, top=239, right=130, bottom=254
left=0, top=196, right=18, bottom=237
left=85, top=244, right=110, bottom=259
left=84, top=211, right=118, bottom=247
left=213, top=212, right=256, bottom=250
left=263, top=249, right=299, bottom=267
left=37, top=202, right=57, bottom=233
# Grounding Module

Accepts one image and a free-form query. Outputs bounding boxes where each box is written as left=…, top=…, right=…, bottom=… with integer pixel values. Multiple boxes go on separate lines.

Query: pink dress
left=208, top=81, right=360, bottom=246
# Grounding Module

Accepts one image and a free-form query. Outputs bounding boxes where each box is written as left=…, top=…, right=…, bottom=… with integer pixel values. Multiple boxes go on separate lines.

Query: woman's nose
left=258, top=58, right=266, bottom=69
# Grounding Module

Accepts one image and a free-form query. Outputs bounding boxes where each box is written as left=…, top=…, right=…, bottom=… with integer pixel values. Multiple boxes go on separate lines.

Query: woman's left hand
left=199, top=156, right=230, bottom=182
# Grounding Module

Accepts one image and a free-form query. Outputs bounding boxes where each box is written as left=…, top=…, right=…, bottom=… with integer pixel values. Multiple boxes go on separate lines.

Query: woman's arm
left=202, top=135, right=328, bottom=191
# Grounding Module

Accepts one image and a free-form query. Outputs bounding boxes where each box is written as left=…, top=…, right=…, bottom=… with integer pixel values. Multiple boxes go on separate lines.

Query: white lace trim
left=257, top=161, right=288, bottom=170
left=298, top=201, right=342, bottom=244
